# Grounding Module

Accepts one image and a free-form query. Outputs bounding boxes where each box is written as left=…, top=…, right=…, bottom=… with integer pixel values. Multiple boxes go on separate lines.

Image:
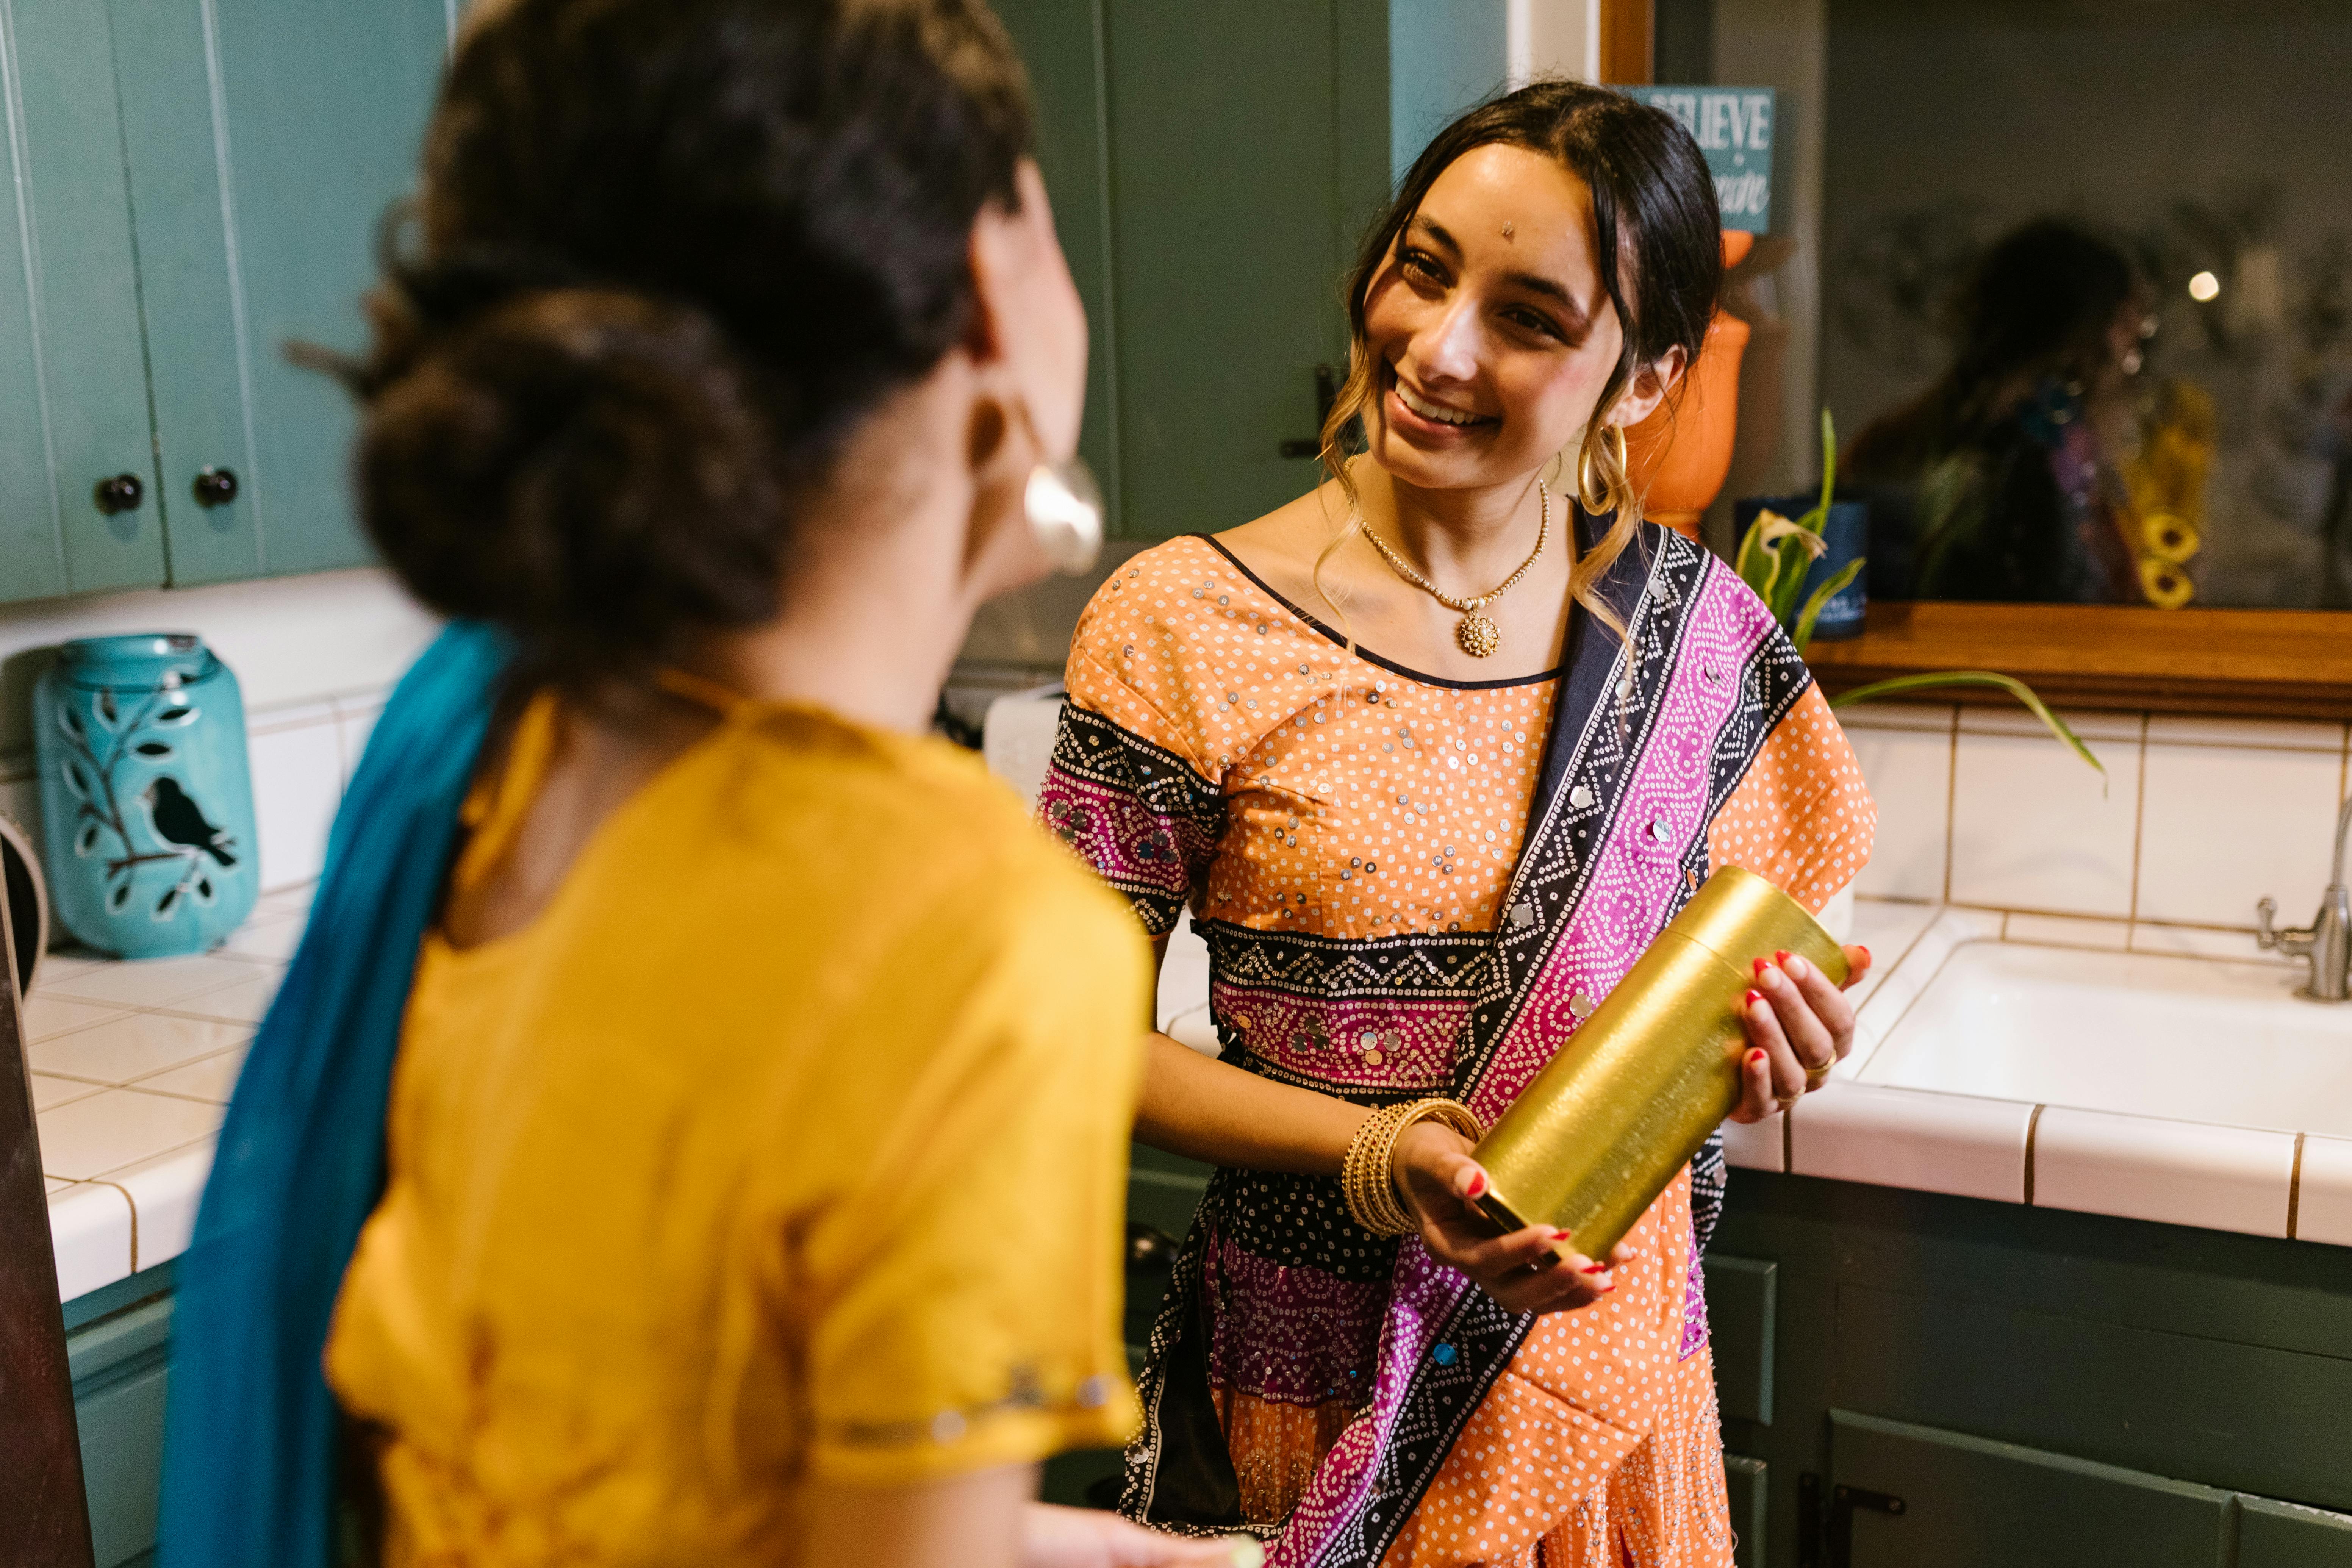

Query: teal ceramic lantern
left=33, top=635, right=259, bottom=958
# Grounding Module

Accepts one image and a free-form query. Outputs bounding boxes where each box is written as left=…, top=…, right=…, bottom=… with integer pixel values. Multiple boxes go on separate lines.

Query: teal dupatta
left=159, top=624, right=511, bottom=1568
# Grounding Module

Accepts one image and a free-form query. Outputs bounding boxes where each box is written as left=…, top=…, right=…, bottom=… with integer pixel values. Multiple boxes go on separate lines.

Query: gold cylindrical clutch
left=1471, top=865, right=1847, bottom=1258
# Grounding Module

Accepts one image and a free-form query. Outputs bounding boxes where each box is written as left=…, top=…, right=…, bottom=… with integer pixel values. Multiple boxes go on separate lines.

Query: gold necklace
left=1361, top=481, right=1550, bottom=658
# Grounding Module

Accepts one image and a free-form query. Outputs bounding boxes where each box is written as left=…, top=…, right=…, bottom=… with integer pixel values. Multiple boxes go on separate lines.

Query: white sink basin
left=1858, top=938, right=2352, bottom=1137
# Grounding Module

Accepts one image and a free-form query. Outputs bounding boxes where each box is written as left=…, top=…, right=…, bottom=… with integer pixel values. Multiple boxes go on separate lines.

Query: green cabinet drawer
left=2241, top=1496, right=2352, bottom=1566
left=1704, top=1254, right=1775, bottom=1425
left=70, top=1290, right=174, bottom=1568
left=1724, top=1453, right=1766, bottom=1568
left=1829, top=1409, right=2232, bottom=1567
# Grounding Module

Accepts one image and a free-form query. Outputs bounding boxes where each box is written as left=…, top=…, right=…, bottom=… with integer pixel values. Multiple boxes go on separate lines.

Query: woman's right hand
left=1390, top=1121, right=1632, bottom=1315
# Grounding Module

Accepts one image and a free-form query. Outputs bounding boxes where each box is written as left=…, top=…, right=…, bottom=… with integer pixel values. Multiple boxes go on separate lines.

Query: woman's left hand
left=1727, top=944, right=1872, bottom=1123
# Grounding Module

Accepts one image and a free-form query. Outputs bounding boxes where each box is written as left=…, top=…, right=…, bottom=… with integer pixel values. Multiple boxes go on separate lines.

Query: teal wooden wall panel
left=108, top=0, right=261, bottom=585
left=1387, top=0, right=1506, bottom=188
left=1104, top=0, right=1355, bottom=538
left=1831, top=1409, right=2231, bottom=1568
left=990, top=0, right=1122, bottom=532
left=2241, top=1496, right=2352, bottom=1565
left=1723, top=1454, right=1765, bottom=1568
left=199, top=0, right=446, bottom=579
left=0, top=6, right=67, bottom=603
left=8, top=0, right=164, bottom=596
left=1702, top=1254, right=1775, bottom=1425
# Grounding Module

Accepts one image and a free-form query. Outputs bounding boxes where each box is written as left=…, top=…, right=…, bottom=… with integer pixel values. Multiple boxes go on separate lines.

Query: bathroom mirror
left=1818, top=0, right=2352, bottom=614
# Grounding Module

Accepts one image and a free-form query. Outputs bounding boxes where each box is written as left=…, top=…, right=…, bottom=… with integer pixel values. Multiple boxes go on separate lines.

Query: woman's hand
left=1020, top=1504, right=1263, bottom=1568
left=1390, top=1121, right=1633, bottom=1314
left=1728, top=944, right=1872, bottom=1123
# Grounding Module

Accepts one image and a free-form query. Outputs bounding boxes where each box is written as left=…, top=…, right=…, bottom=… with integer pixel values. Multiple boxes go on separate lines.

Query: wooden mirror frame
left=1804, top=603, right=2352, bottom=721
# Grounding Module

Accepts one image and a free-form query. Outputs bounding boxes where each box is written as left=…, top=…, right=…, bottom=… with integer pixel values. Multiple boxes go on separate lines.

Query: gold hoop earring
left=1576, top=424, right=1629, bottom=516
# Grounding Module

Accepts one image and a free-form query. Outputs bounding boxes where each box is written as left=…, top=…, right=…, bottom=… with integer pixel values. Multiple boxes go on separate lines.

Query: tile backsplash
left=1845, top=700, right=2352, bottom=941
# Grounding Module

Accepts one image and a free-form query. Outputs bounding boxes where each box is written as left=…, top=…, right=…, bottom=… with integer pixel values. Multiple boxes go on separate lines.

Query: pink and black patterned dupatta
left=1046, top=523, right=1812, bottom=1563
left=1259, top=529, right=1808, bottom=1566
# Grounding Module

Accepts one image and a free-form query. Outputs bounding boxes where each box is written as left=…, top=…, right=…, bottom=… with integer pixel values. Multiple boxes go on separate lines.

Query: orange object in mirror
left=1625, top=231, right=1754, bottom=541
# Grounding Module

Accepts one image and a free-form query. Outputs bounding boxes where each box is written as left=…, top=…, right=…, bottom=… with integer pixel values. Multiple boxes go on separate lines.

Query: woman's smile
left=1387, top=365, right=1498, bottom=437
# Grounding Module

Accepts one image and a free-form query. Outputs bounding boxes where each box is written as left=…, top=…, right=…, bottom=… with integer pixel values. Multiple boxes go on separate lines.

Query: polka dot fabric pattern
left=1061, top=537, right=1558, bottom=946
left=1050, top=528, right=1874, bottom=1566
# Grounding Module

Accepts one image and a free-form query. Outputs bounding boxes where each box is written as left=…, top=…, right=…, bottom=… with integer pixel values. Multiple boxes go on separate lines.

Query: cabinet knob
left=192, top=466, right=239, bottom=507
left=93, top=474, right=144, bottom=515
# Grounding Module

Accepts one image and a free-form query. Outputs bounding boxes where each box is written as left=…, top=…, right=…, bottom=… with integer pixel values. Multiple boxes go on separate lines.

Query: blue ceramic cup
left=33, top=634, right=259, bottom=958
left=1733, top=496, right=1870, bottom=641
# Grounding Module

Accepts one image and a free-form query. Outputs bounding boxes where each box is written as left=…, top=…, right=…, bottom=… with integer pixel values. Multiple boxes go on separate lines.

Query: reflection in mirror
left=1821, top=0, right=2352, bottom=609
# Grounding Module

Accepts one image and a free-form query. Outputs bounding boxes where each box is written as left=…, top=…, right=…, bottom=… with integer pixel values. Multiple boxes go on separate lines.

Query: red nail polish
left=1747, top=1047, right=1766, bottom=1064
left=1774, top=949, right=1791, bottom=966
left=1582, top=1262, right=1607, bottom=1274
left=1552, top=1228, right=1574, bottom=1240
left=1744, top=989, right=1762, bottom=1007
left=1859, top=946, right=1872, bottom=964
left=1751, top=957, right=1769, bottom=977
left=1465, top=1171, right=1487, bottom=1199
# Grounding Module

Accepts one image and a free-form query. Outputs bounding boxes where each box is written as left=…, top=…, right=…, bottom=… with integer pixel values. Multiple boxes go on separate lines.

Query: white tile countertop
left=1737, top=895, right=2352, bottom=1247
left=35, top=883, right=307, bottom=1301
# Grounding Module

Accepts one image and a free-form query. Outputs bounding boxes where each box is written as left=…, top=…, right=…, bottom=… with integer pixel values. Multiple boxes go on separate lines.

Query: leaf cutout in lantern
left=57, top=705, right=84, bottom=744
left=60, top=760, right=90, bottom=802
left=156, top=884, right=183, bottom=919
left=95, top=689, right=118, bottom=729
left=153, top=705, right=200, bottom=727
left=194, top=876, right=215, bottom=904
left=107, top=877, right=133, bottom=913
left=134, top=741, right=175, bottom=760
left=74, top=820, right=102, bottom=857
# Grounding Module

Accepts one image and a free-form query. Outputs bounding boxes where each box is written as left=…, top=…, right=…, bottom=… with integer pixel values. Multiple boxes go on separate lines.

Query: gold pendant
left=1456, top=613, right=1500, bottom=658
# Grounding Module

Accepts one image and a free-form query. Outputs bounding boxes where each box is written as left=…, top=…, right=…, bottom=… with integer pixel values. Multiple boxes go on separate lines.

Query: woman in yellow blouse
left=161, top=3, right=1246, bottom=1566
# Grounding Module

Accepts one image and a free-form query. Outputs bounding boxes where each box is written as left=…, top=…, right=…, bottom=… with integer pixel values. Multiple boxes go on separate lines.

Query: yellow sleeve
left=1707, top=684, right=1877, bottom=914
left=799, top=859, right=1149, bottom=1485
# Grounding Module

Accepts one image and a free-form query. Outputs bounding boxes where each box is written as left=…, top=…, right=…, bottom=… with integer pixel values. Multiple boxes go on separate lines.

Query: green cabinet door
left=988, top=0, right=1123, bottom=531
left=111, top=0, right=447, bottom=585
left=1830, top=1409, right=2232, bottom=1567
left=1101, top=0, right=1387, bottom=538
left=0, top=0, right=167, bottom=600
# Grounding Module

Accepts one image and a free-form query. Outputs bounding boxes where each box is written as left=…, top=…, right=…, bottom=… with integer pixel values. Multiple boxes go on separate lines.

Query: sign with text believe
left=1626, top=86, right=1777, bottom=234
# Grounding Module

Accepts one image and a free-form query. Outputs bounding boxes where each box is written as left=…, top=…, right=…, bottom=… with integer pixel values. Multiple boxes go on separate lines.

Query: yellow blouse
left=325, top=693, right=1148, bottom=1566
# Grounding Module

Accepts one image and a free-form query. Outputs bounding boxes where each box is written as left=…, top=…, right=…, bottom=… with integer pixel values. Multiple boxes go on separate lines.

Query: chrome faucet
left=2258, top=794, right=2352, bottom=1001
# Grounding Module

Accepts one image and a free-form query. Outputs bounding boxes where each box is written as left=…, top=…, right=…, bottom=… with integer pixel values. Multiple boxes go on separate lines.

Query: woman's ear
left=965, top=160, right=1087, bottom=464
left=1610, top=343, right=1691, bottom=430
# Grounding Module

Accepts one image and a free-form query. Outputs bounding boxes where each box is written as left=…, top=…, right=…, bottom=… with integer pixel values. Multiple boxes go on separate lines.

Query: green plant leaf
left=1733, top=506, right=1783, bottom=593
left=1817, top=407, right=1837, bottom=519
left=1827, top=670, right=2106, bottom=785
left=1790, top=556, right=1866, bottom=653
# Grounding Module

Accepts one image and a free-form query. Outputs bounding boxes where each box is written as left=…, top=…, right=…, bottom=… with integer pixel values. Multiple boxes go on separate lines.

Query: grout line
left=2024, top=1104, right=2045, bottom=1205
left=2290, top=1132, right=2307, bottom=1240
left=2125, top=713, right=2149, bottom=943
left=1941, top=705, right=1958, bottom=906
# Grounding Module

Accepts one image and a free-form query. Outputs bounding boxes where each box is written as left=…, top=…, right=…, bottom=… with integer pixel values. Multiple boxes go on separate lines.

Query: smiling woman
left=1043, top=81, right=1879, bottom=1567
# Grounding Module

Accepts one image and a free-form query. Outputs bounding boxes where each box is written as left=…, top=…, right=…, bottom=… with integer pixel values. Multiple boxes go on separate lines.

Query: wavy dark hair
left=340, top=0, right=1033, bottom=680
left=1317, top=81, right=1722, bottom=635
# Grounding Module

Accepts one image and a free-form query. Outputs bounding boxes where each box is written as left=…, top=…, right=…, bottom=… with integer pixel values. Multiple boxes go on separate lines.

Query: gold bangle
left=1340, top=1098, right=1485, bottom=1237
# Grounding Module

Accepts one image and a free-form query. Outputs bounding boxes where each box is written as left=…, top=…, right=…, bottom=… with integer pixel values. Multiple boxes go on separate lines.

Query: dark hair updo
left=349, top=0, right=1033, bottom=678
left=1320, top=81, right=1721, bottom=629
